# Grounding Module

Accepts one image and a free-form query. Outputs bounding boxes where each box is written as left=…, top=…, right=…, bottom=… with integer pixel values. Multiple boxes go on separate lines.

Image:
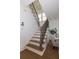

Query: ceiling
left=33, top=0, right=43, bottom=14
left=21, top=0, right=59, bottom=20
left=20, top=0, right=35, bottom=7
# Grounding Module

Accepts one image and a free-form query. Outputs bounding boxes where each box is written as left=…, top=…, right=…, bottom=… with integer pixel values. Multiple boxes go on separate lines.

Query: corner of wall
left=20, top=46, right=26, bottom=52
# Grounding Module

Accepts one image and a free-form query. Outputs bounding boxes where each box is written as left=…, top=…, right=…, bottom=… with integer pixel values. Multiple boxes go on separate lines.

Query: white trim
left=20, top=45, right=26, bottom=52
left=31, top=38, right=46, bottom=42
left=25, top=45, right=46, bottom=56
left=20, top=41, right=29, bottom=52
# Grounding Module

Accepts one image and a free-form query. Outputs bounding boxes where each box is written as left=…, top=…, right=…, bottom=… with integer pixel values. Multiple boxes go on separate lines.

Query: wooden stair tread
left=34, top=34, right=40, bottom=35
left=30, top=40, right=40, bottom=43
left=32, top=37, right=40, bottom=39
left=26, top=44, right=44, bottom=51
left=30, top=40, right=45, bottom=44
left=32, top=36, right=46, bottom=39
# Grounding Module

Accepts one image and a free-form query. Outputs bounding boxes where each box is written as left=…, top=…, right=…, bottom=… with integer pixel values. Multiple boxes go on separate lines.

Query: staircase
left=25, top=29, right=47, bottom=56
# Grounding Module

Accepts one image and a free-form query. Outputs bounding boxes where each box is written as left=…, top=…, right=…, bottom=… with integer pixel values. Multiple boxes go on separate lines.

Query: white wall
left=20, top=1, right=38, bottom=51
left=20, top=0, right=35, bottom=6
left=49, top=18, right=59, bottom=33
left=39, top=0, right=59, bottom=19
left=39, top=0, right=59, bottom=33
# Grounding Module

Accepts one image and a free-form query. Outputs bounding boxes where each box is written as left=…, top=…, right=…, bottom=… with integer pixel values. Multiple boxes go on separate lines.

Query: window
left=38, top=13, right=47, bottom=22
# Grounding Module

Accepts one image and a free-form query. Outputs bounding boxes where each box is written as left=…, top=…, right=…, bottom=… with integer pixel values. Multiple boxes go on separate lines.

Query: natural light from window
left=38, top=13, right=47, bottom=22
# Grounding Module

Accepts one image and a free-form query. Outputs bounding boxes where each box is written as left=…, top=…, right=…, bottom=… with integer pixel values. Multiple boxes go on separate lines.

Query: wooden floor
left=20, top=41, right=59, bottom=59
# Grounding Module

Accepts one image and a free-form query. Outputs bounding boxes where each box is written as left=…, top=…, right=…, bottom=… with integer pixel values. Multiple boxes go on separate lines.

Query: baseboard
left=20, top=46, right=26, bottom=52
left=20, top=41, right=30, bottom=52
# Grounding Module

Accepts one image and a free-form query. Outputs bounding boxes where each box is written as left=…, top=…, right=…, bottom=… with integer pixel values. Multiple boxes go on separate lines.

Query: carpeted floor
left=20, top=41, right=59, bottom=59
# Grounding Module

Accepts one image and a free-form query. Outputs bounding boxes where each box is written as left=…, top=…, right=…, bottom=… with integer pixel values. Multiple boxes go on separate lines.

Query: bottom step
left=27, top=44, right=44, bottom=51
left=25, top=46, right=46, bottom=56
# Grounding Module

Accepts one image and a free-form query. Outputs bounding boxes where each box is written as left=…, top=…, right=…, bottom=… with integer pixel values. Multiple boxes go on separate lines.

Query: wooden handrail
left=32, top=3, right=40, bottom=27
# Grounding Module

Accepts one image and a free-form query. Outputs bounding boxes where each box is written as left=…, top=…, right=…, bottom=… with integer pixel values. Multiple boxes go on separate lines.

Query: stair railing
left=39, top=19, right=49, bottom=50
